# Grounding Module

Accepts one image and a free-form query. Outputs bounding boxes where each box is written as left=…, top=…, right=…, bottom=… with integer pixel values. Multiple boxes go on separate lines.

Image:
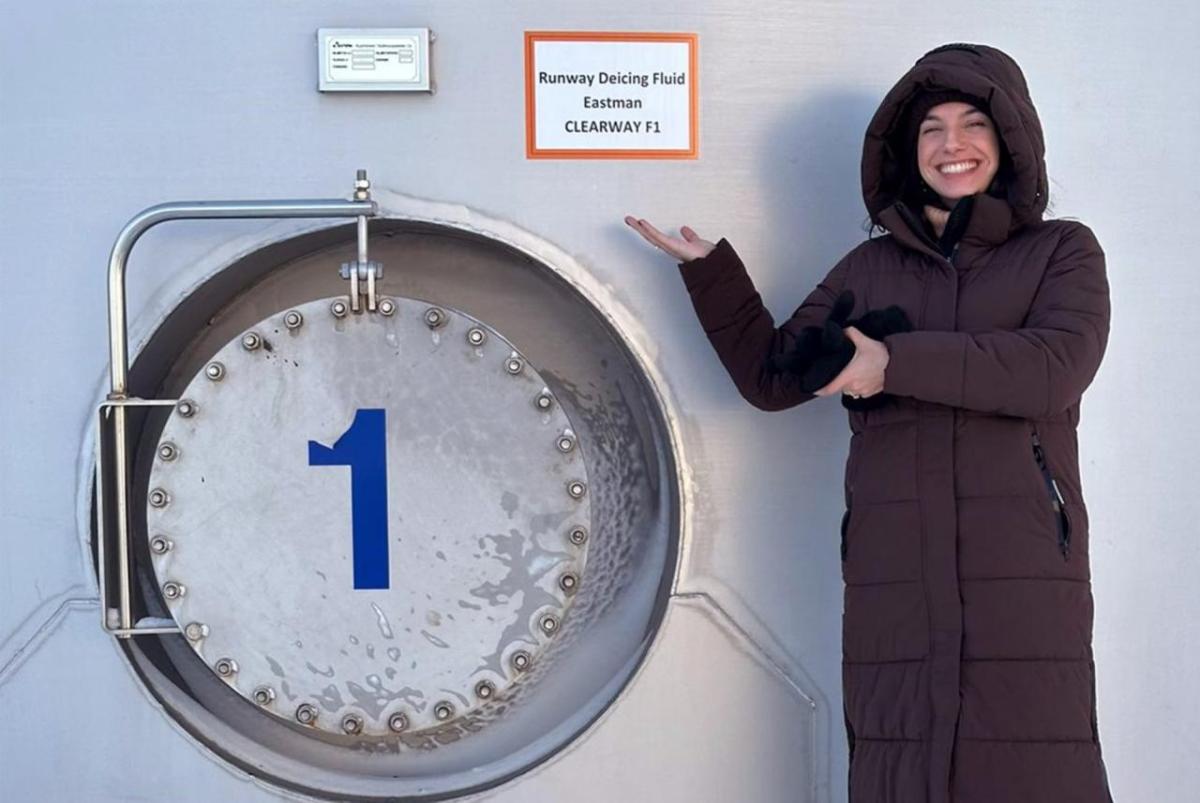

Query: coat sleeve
left=880, top=222, right=1110, bottom=418
left=677, top=237, right=852, bottom=411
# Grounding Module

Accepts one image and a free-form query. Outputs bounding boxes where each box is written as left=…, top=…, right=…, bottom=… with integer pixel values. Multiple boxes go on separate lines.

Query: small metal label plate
left=318, top=28, right=432, bottom=92
left=146, top=297, right=588, bottom=736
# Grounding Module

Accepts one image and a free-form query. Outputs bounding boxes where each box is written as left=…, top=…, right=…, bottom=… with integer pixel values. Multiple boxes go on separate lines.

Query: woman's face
left=916, top=101, right=1001, bottom=206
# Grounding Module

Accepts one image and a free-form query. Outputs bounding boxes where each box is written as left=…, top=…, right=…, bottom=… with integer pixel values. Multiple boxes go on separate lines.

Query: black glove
left=771, top=290, right=913, bottom=411
left=769, top=324, right=825, bottom=377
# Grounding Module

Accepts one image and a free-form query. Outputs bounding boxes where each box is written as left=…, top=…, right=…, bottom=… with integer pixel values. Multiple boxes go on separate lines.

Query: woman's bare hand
left=624, top=216, right=716, bottom=262
left=812, top=326, right=890, bottom=399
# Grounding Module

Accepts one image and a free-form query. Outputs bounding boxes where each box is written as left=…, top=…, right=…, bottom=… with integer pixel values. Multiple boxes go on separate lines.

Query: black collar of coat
left=878, top=191, right=1014, bottom=262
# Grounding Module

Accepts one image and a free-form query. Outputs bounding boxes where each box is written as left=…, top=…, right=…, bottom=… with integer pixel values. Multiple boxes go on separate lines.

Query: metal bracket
left=338, top=170, right=385, bottom=313
left=96, top=398, right=182, bottom=637
left=339, top=260, right=384, bottom=313
left=98, top=172, right=378, bottom=638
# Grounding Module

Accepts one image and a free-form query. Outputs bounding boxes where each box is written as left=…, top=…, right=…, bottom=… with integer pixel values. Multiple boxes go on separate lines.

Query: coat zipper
left=1031, top=427, right=1071, bottom=560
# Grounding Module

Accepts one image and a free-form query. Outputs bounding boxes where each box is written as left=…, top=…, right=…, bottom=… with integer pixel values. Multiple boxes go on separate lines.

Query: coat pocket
left=843, top=699, right=857, bottom=768
left=840, top=509, right=851, bottom=562
left=1031, top=427, right=1071, bottom=560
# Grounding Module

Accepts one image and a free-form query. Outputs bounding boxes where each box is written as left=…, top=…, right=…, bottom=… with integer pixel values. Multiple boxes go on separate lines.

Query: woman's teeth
left=939, top=160, right=979, bottom=174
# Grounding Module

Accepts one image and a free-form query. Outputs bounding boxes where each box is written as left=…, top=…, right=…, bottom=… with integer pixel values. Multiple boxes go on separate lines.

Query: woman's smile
left=938, top=159, right=981, bottom=175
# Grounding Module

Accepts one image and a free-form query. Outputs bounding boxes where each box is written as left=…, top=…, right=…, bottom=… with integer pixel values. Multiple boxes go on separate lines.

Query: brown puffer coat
left=678, top=44, right=1114, bottom=802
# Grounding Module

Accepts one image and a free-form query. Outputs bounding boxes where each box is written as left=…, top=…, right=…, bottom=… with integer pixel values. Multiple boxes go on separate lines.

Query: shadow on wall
left=734, top=86, right=885, bottom=543
left=758, top=87, right=882, bottom=300
left=743, top=87, right=888, bottom=800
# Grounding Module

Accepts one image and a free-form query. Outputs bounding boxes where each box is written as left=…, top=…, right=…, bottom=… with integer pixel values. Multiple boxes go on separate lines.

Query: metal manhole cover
left=145, top=296, right=590, bottom=736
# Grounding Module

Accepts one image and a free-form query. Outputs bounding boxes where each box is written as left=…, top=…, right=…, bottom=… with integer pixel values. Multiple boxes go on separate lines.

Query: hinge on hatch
left=339, top=169, right=385, bottom=313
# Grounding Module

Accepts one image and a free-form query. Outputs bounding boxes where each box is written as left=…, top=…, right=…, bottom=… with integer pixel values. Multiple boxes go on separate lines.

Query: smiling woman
left=625, top=41, right=1114, bottom=803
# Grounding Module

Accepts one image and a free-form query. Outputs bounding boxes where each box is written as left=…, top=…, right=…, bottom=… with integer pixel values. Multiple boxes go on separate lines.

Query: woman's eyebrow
left=923, top=108, right=987, bottom=124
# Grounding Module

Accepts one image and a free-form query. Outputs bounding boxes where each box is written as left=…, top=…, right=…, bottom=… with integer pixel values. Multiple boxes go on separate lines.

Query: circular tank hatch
left=147, top=296, right=591, bottom=736
left=105, top=218, right=679, bottom=800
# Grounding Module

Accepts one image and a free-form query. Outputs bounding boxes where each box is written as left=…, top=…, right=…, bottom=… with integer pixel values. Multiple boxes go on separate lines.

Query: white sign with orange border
left=525, top=32, right=698, bottom=159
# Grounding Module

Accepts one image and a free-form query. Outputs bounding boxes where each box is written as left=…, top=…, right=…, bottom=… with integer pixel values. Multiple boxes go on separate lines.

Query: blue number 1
left=308, top=409, right=390, bottom=590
